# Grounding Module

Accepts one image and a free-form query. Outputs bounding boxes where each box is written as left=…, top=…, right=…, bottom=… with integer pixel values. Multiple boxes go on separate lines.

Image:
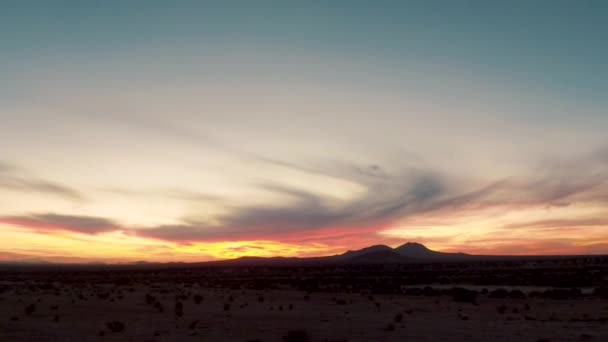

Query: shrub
left=106, top=321, right=125, bottom=333
left=145, top=294, right=156, bottom=304
left=283, top=329, right=310, bottom=342
left=509, top=290, right=526, bottom=299
left=25, top=304, right=36, bottom=315
left=451, top=288, right=477, bottom=304
left=489, top=289, right=509, bottom=299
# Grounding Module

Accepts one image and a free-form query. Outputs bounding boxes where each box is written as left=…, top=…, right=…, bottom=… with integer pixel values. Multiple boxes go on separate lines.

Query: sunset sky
left=1, top=1, right=607, bottom=263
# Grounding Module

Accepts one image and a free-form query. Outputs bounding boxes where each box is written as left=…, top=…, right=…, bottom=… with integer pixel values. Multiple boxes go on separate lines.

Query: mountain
left=209, top=242, right=465, bottom=266
left=395, top=242, right=470, bottom=260
left=335, top=245, right=410, bottom=263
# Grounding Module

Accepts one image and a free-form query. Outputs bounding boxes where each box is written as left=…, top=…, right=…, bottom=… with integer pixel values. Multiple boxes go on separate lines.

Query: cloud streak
left=0, top=214, right=120, bottom=235
left=0, top=161, right=84, bottom=201
left=135, top=148, right=608, bottom=245
left=2, top=148, right=607, bottom=256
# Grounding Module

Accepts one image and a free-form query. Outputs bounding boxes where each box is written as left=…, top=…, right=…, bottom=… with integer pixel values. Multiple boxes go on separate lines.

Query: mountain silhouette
left=394, top=242, right=470, bottom=260
left=208, top=242, right=470, bottom=266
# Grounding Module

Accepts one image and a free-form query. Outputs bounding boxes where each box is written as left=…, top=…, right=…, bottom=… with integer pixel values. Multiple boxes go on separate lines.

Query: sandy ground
left=1, top=282, right=607, bottom=342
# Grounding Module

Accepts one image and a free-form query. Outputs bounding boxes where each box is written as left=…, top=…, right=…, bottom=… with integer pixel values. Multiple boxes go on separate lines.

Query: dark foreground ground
left=1, top=256, right=607, bottom=342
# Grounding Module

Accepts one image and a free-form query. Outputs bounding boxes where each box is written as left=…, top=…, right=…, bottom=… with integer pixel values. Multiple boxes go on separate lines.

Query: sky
left=1, top=1, right=607, bottom=262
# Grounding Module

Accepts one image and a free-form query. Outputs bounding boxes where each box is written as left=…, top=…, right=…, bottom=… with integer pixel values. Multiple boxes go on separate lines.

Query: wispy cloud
left=135, top=148, right=608, bottom=245
left=0, top=161, right=84, bottom=201
left=0, top=213, right=121, bottom=235
left=2, top=147, right=607, bottom=256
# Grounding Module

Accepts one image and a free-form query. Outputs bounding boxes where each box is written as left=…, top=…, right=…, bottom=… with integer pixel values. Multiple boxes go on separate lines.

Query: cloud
left=134, top=167, right=448, bottom=243
left=0, top=161, right=84, bottom=201
left=504, top=218, right=608, bottom=230
left=0, top=213, right=121, bottom=235
left=5, top=147, right=606, bottom=257
left=134, top=146, right=608, bottom=245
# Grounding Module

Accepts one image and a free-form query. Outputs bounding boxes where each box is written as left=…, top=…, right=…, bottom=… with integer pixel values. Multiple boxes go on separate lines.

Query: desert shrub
left=336, top=299, right=347, bottom=305
left=258, top=295, right=265, bottom=303
left=423, top=286, right=440, bottom=296
left=509, top=290, right=526, bottom=299
left=283, top=329, right=310, bottom=342
left=194, top=294, right=203, bottom=304
left=394, top=313, right=403, bottom=323
left=489, top=289, right=509, bottom=299
left=594, top=287, right=608, bottom=299
left=145, top=294, right=156, bottom=304
left=224, top=303, right=231, bottom=311
left=115, top=277, right=129, bottom=286
left=175, top=301, right=183, bottom=317
left=542, top=288, right=582, bottom=300
left=405, top=288, right=423, bottom=296
left=25, top=304, right=36, bottom=315
left=438, top=276, right=451, bottom=284
left=385, top=323, right=395, bottom=331
left=106, top=321, right=125, bottom=333
left=451, top=288, right=477, bottom=304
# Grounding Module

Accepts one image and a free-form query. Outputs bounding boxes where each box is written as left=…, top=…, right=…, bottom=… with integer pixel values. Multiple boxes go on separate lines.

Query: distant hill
left=207, top=242, right=471, bottom=266
left=394, top=242, right=471, bottom=260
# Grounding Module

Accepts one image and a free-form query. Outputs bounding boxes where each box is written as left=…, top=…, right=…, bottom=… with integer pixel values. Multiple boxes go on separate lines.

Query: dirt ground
left=1, top=282, right=607, bottom=342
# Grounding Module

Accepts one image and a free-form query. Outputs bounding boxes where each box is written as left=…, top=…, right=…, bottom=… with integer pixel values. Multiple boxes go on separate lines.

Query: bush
left=489, top=289, right=509, bottom=299
left=451, top=288, right=478, bottom=304
left=509, top=290, right=526, bottom=299
left=594, top=287, right=608, bottom=299
left=283, top=330, right=310, bottom=342
left=25, top=304, right=36, bottom=315
left=106, top=321, right=125, bottom=333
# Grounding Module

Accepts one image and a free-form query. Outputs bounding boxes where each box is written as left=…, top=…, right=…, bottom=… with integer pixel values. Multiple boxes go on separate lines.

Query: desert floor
left=1, top=282, right=607, bottom=342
